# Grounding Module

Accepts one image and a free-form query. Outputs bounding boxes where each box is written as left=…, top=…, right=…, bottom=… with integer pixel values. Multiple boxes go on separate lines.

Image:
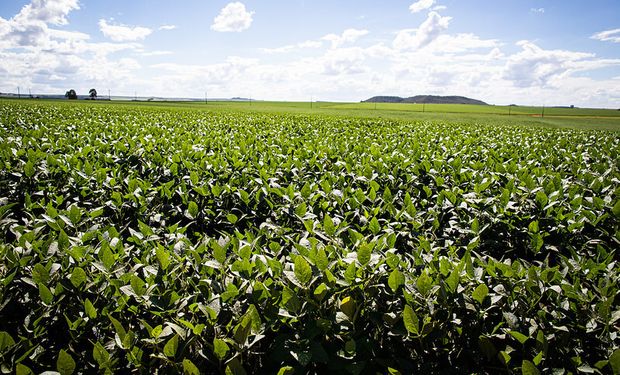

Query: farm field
left=0, top=99, right=619, bottom=374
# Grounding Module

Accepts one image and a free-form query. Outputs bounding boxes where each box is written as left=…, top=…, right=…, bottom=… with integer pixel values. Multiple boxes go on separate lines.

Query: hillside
left=364, top=95, right=488, bottom=105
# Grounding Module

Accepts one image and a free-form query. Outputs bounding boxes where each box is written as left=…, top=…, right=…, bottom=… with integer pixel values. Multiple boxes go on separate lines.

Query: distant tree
left=89, top=88, right=97, bottom=100
left=65, top=89, right=77, bottom=100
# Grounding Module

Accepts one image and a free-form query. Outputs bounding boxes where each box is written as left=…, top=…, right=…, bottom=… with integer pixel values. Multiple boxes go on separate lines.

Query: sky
left=1, top=0, right=619, bottom=107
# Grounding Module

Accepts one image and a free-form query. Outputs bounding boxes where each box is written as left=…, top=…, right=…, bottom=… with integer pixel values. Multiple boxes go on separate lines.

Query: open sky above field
left=1, top=0, right=619, bottom=107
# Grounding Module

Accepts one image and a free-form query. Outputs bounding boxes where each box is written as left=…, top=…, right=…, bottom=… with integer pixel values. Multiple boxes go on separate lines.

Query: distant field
left=4, top=98, right=620, bottom=131
left=328, top=102, right=620, bottom=117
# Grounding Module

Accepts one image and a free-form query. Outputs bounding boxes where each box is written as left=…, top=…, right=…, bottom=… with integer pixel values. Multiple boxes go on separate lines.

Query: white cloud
left=17, top=0, right=80, bottom=26
left=591, top=28, right=620, bottom=43
left=261, top=40, right=323, bottom=54
left=503, top=40, right=597, bottom=87
left=409, top=0, right=435, bottom=13
left=432, top=5, right=447, bottom=11
left=393, top=11, right=451, bottom=50
left=530, top=8, right=545, bottom=14
left=211, top=2, right=254, bottom=32
left=158, top=25, right=177, bottom=31
left=322, top=28, right=369, bottom=48
left=98, top=19, right=152, bottom=42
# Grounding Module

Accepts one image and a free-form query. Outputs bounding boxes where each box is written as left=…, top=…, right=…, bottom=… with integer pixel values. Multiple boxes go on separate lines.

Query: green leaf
left=509, top=330, right=529, bottom=344
left=0, top=331, right=15, bottom=351
left=92, top=342, right=109, bottom=366
left=39, top=282, right=53, bottom=305
left=357, top=243, right=372, bottom=266
left=368, top=217, right=381, bottom=235
left=446, top=268, right=460, bottom=293
left=472, top=283, right=489, bottom=304
left=340, top=296, right=356, bottom=318
left=295, top=202, right=307, bottom=217
left=16, top=364, right=34, bottom=375
left=403, top=304, right=419, bottom=335
left=521, top=360, right=540, bottom=375
left=130, top=274, right=146, bottom=296
left=294, top=256, right=312, bottom=285
left=226, top=213, right=238, bottom=224
left=277, top=366, right=295, bottom=375
left=70, top=267, right=87, bottom=288
left=188, top=201, right=199, bottom=218
left=24, top=161, right=35, bottom=178
left=323, top=214, right=335, bottom=236
left=315, top=247, right=328, bottom=271
left=84, top=298, right=97, bottom=319
left=183, top=359, right=200, bottom=375
left=416, top=272, right=432, bottom=296
left=213, top=338, right=229, bottom=361
left=163, top=334, right=179, bottom=358
left=612, top=200, right=620, bottom=218
left=388, top=269, right=404, bottom=293
left=57, top=349, right=76, bottom=375
left=610, top=349, right=620, bottom=375
left=32, top=263, right=49, bottom=284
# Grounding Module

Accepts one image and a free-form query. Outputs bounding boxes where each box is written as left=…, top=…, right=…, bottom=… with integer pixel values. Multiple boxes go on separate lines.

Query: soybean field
left=0, top=100, right=619, bottom=374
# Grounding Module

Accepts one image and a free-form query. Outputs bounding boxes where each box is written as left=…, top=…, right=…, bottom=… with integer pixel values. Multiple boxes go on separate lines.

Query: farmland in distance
left=0, top=99, right=619, bottom=374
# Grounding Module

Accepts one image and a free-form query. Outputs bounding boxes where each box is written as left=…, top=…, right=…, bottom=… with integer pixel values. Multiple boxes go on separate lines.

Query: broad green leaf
left=226, top=213, right=238, bottom=224
left=24, top=161, right=35, bottom=178
left=294, top=256, right=312, bottom=285
left=39, top=283, right=53, bottom=305
left=403, top=305, right=419, bottom=335
left=130, top=275, right=146, bottom=296
left=57, top=349, right=76, bottom=375
left=84, top=298, right=97, bottom=319
left=70, top=267, right=87, bottom=288
left=357, top=243, right=372, bottom=266
left=323, top=214, right=335, bottom=236
left=213, top=338, right=229, bottom=361
left=315, top=247, right=328, bottom=271
left=388, top=269, right=404, bottom=292
left=295, top=202, right=307, bottom=217
left=340, top=296, right=356, bottom=318
left=368, top=217, right=381, bottom=235
left=612, top=200, right=620, bottom=218
left=183, top=359, right=200, bottom=375
left=16, top=364, right=33, bottom=375
left=93, top=342, right=109, bottom=366
left=446, top=268, right=460, bottom=292
left=188, top=201, right=199, bottom=218
left=416, top=272, right=432, bottom=296
left=610, top=349, right=620, bottom=375
left=472, top=283, right=489, bottom=304
left=0, top=331, right=15, bottom=351
left=509, top=330, right=529, bottom=344
left=521, top=360, right=540, bottom=375
left=32, top=263, right=49, bottom=284
left=163, top=334, right=179, bottom=358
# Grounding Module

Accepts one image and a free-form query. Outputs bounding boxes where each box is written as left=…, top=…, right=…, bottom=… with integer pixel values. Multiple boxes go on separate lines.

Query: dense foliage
left=0, top=101, right=619, bottom=374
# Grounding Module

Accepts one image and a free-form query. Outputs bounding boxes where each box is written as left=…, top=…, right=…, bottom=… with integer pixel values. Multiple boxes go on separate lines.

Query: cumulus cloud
left=503, top=40, right=596, bottom=87
left=393, top=11, right=451, bottom=50
left=530, top=8, right=545, bottom=14
left=211, top=2, right=254, bottom=32
left=98, top=19, right=152, bottom=42
left=0, top=0, right=81, bottom=48
left=591, top=28, right=620, bottom=43
left=409, top=0, right=435, bottom=13
left=322, top=28, right=369, bottom=48
left=158, top=25, right=176, bottom=31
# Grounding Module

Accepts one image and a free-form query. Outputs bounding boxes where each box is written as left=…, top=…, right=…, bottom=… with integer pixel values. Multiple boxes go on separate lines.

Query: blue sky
left=1, top=0, right=619, bottom=107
